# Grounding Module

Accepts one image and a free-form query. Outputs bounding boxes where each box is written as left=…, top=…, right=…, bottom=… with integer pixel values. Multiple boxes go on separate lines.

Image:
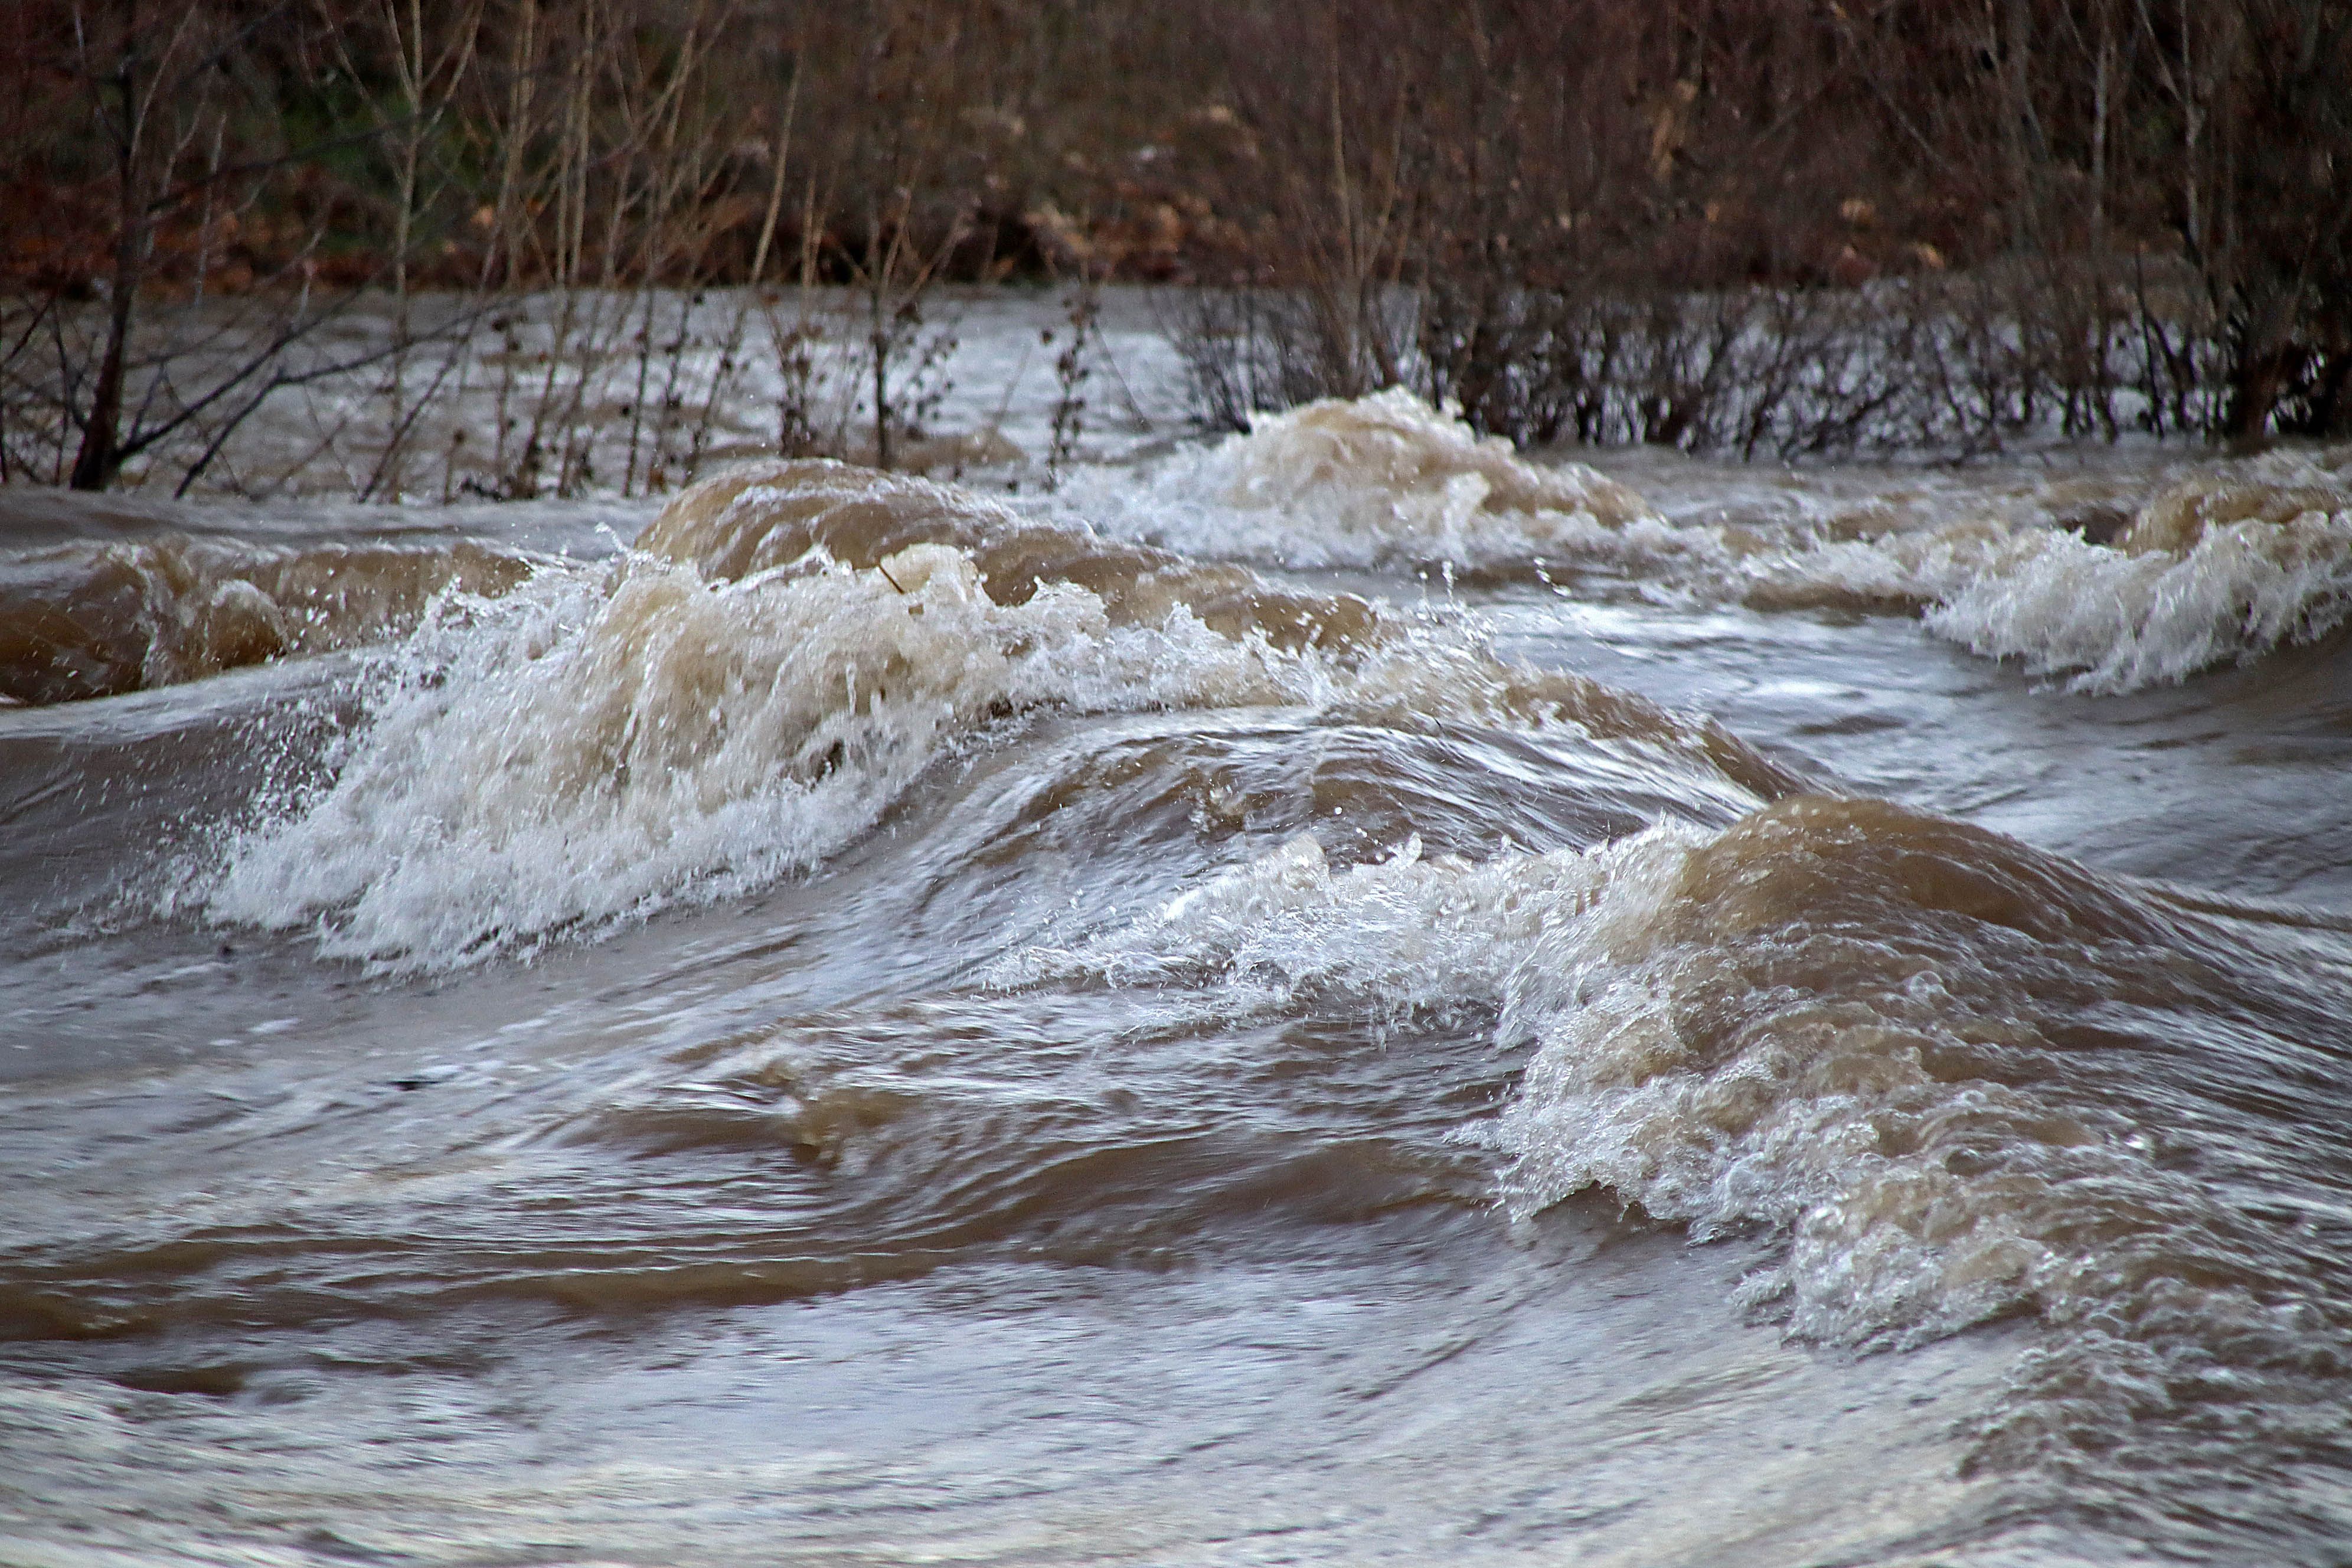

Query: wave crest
left=1078, top=387, right=1672, bottom=570
left=1093, top=390, right=2352, bottom=692
left=647, top=457, right=1378, bottom=652
left=1021, top=794, right=2350, bottom=1387
left=196, top=460, right=1800, bottom=970
left=1764, top=463, right=2352, bottom=691
left=200, top=533, right=1308, bottom=968
left=0, top=535, right=536, bottom=704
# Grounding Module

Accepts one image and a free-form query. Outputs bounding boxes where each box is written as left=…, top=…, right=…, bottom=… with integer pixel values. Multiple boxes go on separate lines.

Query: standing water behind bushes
left=6, top=317, right=2352, bottom=1564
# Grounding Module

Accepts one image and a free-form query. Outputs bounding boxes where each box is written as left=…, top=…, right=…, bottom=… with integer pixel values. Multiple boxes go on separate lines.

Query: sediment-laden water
left=5, top=390, right=2351, bottom=1566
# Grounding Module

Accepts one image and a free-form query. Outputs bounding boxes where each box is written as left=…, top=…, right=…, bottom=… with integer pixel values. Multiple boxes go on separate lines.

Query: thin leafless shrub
left=1168, top=0, right=2350, bottom=453
left=1043, top=272, right=1100, bottom=488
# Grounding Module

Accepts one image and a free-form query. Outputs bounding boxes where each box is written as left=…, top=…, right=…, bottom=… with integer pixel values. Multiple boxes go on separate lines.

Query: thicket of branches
left=1180, top=0, right=2352, bottom=453
left=2, top=0, right=2346, bottom=494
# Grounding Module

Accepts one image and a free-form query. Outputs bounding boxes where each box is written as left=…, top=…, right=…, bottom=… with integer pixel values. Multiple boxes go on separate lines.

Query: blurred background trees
left=4, top=0, right=2347, bottom=491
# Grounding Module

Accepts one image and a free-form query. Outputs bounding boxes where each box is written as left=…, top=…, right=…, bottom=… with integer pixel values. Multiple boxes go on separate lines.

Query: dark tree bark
left=68, top=0, right=148, bottom=491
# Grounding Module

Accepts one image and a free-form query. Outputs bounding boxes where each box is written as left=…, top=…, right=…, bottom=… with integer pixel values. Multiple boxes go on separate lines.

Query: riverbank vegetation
left=4, top=0, right=2347, bottom=496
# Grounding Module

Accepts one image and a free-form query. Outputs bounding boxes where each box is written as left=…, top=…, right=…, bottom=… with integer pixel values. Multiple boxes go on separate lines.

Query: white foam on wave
left=1757, top=484, right=2352, bottom=694
left=200, top=543, right=1318, bottom=969
left=1010, top=803, right=2269, bottom=1354
left=1933, top=508, right=2352, bottom=691
left=192, top=444, right=1794, bottom=971
left=1079, top=390, right=2352, bottom=691
left=1072, top=387, right=1692, bottom=572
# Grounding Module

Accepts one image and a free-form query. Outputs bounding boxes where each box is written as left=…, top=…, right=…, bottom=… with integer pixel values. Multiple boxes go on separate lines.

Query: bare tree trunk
left=70, top=3, right=146, bottom=491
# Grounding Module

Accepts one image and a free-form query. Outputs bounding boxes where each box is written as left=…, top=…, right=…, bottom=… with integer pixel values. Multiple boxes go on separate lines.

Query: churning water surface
left=5, top=378, right=2352, bottom=1567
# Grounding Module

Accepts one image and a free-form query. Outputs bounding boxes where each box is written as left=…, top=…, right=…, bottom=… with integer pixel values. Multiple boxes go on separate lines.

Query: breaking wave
left=199, top=460, right=1789, bottom=969
left=1074, top=387, right=1682, bottom=571
left=1083, top=391, right=2352, bottom=692
left=1760, top=462, right=2352, bottom=692
left=1014, top=794, right=2352, bottom=1472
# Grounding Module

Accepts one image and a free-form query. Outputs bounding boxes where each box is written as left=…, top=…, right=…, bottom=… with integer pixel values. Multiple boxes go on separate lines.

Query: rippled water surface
left=6, top=380, right=2352, bottom=1566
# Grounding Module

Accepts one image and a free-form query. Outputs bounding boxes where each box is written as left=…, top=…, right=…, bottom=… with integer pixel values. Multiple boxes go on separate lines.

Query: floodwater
left=5, top=352, right=2352, bottom=1566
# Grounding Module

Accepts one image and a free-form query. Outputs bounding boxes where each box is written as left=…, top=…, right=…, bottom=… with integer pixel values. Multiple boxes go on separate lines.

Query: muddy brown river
left=5, top=388, right=2352, bottom=1564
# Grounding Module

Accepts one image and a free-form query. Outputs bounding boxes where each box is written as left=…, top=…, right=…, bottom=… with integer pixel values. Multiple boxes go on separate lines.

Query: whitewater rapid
left=1076, top=389, right=2352, bottom=693
left=9, top=390, right=2352, bottom=1566
left=190, top=458, right=1782, bottom=968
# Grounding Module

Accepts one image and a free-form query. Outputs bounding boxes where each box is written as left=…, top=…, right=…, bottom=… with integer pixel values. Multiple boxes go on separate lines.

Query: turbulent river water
left=5, top=385, right=2352, bottom=1566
